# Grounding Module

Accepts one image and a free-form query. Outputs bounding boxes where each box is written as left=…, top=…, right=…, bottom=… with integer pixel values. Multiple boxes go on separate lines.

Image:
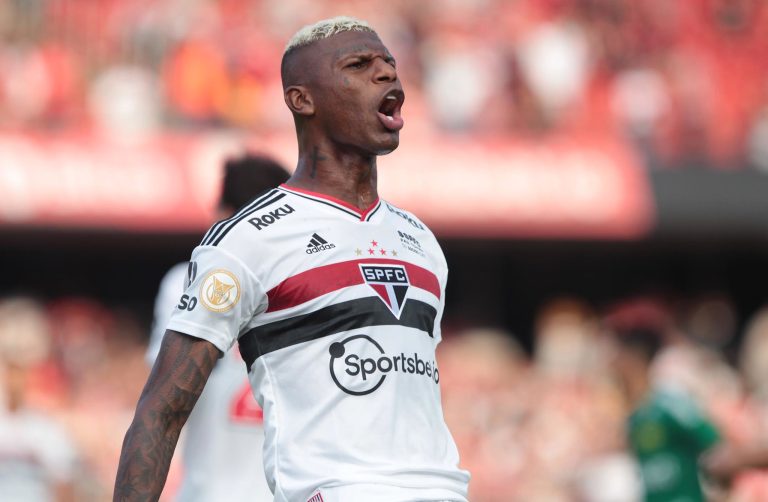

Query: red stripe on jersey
left=370, top=284, right=391, bottom=307
left=279, top=184, right=380, bottom=221
left=265, top=259, right=440, bottom=313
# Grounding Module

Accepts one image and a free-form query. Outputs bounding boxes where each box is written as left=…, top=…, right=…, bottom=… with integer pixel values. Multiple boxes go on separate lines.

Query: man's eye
left=347, top=60, right=367, bottom=69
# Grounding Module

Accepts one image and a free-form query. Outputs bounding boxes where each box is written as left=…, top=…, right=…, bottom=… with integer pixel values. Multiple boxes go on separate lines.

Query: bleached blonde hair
left=284, top=16, right=375, bottom=55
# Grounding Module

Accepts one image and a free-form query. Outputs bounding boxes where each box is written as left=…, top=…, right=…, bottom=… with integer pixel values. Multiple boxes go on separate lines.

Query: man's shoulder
left=382, top=200, right=433, bottom=235
left=382, top=200, right=446, bottom=271
left=199, top=188, right=298, bottom=249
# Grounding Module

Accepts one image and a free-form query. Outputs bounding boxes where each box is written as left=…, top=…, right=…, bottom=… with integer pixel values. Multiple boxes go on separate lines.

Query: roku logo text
left=248, top=204, right=295, bottom=230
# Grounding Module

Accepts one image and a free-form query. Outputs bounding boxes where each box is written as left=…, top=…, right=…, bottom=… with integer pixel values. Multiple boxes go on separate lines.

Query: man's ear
left=284, top=86, right=315, bottom=116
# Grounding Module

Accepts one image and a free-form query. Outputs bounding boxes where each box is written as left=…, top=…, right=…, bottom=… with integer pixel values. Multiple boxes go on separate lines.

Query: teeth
left=386, top=96, right=396, bottom=101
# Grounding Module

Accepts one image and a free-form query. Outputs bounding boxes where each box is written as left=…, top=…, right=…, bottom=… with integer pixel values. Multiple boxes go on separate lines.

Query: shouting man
left=114, top=16, right=470, bottom=502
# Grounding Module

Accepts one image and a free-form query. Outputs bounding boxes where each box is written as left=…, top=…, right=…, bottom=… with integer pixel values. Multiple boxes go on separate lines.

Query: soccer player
left=609, top=313, right=720, bottom=502
left=114, top=16, right=470, bottom=502
left=0, top=298, right=77, bottom=502
left=146, top=154, right=289, bottom=502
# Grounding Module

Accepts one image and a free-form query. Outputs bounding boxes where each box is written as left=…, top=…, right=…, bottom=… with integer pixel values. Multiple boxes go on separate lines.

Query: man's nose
left=373, top=58, right=397, bottom=83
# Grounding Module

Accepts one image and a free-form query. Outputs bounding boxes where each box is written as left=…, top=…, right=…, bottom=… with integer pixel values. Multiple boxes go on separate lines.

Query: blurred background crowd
left=2, top=0, right=768, bottom=169
left=2, top=0, right=768, bottom=501
left=5, top=293, right=768, bottom=500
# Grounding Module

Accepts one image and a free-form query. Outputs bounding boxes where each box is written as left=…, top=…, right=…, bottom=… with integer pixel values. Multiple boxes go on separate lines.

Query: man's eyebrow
left=333, top=45, right=393, bottom=61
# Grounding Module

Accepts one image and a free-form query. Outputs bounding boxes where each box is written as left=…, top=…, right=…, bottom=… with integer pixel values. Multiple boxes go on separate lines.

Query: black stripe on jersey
left=201, top=189, right=279, bottom=246
left=364, top=201, right=381, bottom=221
left=210, top=192, right=286, bottom=246
left=205, top=192, right=287, bottom=247
left=237, top=297, right=436, bottom=371
left=279, top=188, right=360, bottom=219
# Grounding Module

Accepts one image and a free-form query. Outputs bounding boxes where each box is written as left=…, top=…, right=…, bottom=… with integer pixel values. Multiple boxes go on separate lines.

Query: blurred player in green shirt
left=609, top=305, right=721, bottom=502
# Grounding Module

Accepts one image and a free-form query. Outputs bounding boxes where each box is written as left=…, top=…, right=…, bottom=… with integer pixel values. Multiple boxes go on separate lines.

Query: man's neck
left=287, top=143, right=379, bottom=211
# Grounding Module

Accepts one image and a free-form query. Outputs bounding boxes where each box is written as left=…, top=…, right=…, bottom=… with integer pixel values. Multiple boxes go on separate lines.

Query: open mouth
left=377, top=89, right=405, bottom=131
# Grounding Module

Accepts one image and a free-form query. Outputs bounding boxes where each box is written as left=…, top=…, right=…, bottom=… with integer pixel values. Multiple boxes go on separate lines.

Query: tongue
left=377, top=111, right=404, bottom=131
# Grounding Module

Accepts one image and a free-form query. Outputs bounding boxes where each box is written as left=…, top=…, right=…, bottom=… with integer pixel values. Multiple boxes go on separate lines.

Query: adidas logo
left=305, top=233, right=336, bottom=254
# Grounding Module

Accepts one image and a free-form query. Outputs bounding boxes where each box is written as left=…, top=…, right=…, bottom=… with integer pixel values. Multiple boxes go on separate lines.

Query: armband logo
left=199, top=269, right=241, bottom=312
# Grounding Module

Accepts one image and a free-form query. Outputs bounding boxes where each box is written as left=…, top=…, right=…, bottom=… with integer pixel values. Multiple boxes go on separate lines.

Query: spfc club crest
left=359, top=264, right=410, bottom=318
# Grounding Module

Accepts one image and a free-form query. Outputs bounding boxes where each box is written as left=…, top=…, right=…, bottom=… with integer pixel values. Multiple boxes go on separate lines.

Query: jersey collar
left=278, top=185, right=382, bottom=222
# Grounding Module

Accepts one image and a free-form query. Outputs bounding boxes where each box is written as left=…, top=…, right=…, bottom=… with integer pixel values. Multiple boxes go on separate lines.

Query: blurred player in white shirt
left=0, top=298, right=77, bottom=502
left=146, top=154, right=289, bottom=502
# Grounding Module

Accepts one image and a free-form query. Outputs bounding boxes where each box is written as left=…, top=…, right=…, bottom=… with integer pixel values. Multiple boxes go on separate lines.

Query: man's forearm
left=113, top=331, right=220, bottom=501
left=113, top=400, right=183, bottom=501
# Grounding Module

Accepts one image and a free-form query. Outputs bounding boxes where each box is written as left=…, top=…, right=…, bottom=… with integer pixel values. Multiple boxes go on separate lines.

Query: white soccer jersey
left=148, top=263, right=272, bottom=502
left=167, top=185, right=470, bottom=502
left=0, top=408, right=76, bottom=502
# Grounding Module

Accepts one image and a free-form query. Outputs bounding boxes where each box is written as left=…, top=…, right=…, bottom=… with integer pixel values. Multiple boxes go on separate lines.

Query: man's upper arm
left=165, top=245, right=267, bottom=354
left=143, top=329, right=221, bottom=409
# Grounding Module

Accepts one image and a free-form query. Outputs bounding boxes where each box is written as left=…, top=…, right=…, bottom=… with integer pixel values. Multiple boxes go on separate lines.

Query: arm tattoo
left=113, top=330, right=219, bottom=501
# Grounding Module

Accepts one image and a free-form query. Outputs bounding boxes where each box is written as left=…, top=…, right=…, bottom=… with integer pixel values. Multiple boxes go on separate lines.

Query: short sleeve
left=166, top=245, right=267, bottom=353
left=146, top=262, right=189, bottom=366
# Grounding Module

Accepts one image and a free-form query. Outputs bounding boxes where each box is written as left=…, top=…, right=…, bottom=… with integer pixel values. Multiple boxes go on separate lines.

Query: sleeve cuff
left=165, top=319, right=233, bottom=354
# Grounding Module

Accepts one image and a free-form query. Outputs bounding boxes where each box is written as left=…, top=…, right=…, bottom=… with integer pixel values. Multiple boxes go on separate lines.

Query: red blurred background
left=2, top=1, right=768, bottom=500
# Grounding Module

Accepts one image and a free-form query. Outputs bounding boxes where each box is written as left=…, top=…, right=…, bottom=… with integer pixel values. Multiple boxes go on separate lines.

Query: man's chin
left=373, top=134, right=400, bottom=156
